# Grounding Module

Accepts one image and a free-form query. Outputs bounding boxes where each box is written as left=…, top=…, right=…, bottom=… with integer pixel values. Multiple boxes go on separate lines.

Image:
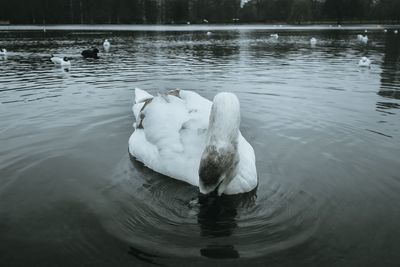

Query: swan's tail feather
left=135, top=88, right=153, bottom=104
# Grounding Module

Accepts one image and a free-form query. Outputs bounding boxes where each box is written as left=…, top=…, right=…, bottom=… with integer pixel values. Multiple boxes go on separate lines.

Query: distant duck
left=310, top=37, right=317, bottom=46
left=270, top=33, right=279, bottom=39
left=81, top=48, right=99, bottom=59
left=361, top=35, right=368, bottom=44
left=395, top=30, right=398, bottom=34
left=0, top=48, right=6, bottom=56
left=384, top=29, right=387, bottom=33
left=50, top=55, right=71, bottom=67
left=206, top=31, right=212, bottom=36
left=358, top=57, right=371, bottom=68
left=103, top=39, right=110, bottom=50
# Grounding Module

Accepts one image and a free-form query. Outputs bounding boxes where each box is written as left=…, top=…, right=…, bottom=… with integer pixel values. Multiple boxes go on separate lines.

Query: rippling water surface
left=1, top=26, right=400, bottom=266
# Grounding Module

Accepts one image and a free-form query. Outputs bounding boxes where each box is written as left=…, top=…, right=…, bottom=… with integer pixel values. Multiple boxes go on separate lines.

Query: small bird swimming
left=360, top=35, right=368, bottom=44
left=50, top=55, right=71, bottom=67
left=103, top=39, right=110, bottom=50
left=310, top=37, right=317, bottom=46
left=358, top=57, right=371, bottom=68
left=81, top=48, right=99, bottom=59
left=270, top=34, right=279, bottom=39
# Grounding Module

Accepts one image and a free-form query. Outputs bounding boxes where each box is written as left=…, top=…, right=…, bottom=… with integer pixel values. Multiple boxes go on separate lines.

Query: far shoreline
left=0, top=24, right=399, bottom=32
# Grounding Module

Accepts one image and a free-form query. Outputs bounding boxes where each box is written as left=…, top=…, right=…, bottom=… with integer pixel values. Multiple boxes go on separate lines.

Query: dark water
left=1, top=26, right=400, bottom=266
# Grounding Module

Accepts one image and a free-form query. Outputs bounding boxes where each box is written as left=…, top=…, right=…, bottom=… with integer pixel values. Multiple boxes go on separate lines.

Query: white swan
left=103, top=39, right=110, bottom=50
left=50, top=55, right=71, bottom=67
left=128, top=88, right=258, bottom=196
left=358, top=57, right=371, bottom=68
left=310, top=37, right=317, bottom=46
left=0, top=48, right=6, bottom=56
left=270, top=34, right=279, bottom=39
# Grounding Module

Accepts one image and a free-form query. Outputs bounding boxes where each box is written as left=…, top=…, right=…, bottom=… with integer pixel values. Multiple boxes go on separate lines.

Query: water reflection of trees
left=378, top=35, right=400, bottom=107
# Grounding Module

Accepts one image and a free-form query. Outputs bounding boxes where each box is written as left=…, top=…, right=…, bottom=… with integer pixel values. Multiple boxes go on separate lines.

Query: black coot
left=81, top=48, right=99, bottom=59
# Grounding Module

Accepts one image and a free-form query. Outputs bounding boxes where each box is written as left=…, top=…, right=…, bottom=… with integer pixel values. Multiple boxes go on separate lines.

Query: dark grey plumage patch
left=140, top=98, right=153, bottom=112
left=199, top=145, right=238, bottom=188
left=136, top=98, right=153, bottom=129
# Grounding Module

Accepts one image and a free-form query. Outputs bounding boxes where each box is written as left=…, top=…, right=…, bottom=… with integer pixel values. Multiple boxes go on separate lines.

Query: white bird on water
left=129, top=88, right=258, bottom=196
left=0, top=48, right=6, bottom=56
left=206, top=31, right=212, bottom=36
left=50, top=55, right=71, bottom=67
left=358, top=57, right=371, bottom=68
left=359, top=35, right=368, bottom=44
left=270, top=33, right=279, bottom=39
left=103, top=39, right=110, bottom=50
left=310, top=37, right=317, bottom=46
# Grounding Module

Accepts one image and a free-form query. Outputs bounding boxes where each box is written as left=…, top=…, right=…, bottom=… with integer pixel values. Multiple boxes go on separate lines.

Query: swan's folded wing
left=129, top=91, right=211, bottom=186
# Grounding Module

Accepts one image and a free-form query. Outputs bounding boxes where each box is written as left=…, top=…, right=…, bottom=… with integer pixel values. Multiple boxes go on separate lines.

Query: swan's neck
left=199, top=92, right=240, bottom=195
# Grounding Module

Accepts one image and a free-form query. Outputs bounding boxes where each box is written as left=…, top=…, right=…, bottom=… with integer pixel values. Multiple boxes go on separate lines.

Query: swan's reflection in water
left=200, top=244, right=239, bottom=259
left=103, top=156, right=257, bottom=261
left=197, top=188, right=256, bottom=259
left=198, top=193, right=238, bottom=237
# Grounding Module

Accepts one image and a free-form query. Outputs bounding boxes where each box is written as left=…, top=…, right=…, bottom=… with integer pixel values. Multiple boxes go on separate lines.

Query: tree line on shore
left=0, top=0, right=399, bottom=25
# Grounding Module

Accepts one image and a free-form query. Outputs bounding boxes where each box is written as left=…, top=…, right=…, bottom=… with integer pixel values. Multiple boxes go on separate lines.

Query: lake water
left=0, top=25, right=399, bottom=266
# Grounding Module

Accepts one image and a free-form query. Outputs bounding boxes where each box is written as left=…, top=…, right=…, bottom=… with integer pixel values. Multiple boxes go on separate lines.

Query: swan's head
left=199, top=92, right=241, bottom=195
